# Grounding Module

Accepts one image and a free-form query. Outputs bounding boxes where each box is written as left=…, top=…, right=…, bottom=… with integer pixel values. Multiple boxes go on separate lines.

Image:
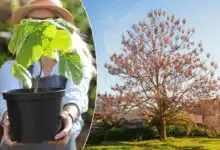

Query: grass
left=85, top=138, right=220, bottom=150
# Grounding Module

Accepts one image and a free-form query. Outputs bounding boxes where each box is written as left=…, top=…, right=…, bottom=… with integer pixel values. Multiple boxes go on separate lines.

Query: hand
left=2, top=112, right=24, bottom=147
left=48, top=111, right=73, bottom=145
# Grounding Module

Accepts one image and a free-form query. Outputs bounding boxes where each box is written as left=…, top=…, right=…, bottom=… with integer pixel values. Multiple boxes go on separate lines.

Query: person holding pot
left=0, top=0, right=94, bottom=150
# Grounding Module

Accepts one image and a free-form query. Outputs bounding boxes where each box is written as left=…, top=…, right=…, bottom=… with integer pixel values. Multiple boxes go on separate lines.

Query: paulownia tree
left=104, top=9, right=220, bottom=140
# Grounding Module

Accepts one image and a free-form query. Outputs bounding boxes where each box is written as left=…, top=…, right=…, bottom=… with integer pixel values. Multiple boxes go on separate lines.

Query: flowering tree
left=104, top=9, right=220, bottom=140
left=186, top=98, right=219, bottom=123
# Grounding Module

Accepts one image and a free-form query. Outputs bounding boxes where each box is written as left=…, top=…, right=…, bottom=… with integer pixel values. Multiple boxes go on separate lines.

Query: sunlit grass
left=85, top=138, right=220, bottom=150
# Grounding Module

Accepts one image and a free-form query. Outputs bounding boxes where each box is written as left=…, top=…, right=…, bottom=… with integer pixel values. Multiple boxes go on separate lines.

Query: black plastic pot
left=2, top=88, right=65, bottom=143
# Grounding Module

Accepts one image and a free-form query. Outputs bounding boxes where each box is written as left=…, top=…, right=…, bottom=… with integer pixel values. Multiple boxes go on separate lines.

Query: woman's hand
left=48, top=111, right=73, bottom=145
left=2, top=112, right=24, bottom=147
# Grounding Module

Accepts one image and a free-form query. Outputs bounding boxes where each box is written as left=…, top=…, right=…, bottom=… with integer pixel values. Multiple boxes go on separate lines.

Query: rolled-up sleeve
left=62, top=63, right=92, bottom=114
left=0, top=60, right=21, bottom=124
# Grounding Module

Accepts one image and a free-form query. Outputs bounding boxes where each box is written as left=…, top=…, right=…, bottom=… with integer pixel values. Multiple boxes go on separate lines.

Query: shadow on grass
left=85, top=146, right=205, bottom=150
left=98, top=142, right=206, bottom=150
left=177, top=147, right=205, bottom=150
left=143, top=144, right=204, bottom=150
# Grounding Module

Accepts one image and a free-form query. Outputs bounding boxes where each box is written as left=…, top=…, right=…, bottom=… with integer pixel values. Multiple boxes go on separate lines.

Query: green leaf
left=11, top=63, right=32, bottom=88
left=42, top=38, right=50, bottom=49
left=43, top=24, right=57, bottom=38
left=53, top=18, right=75, bottom=33
left=50, top=30, right=72, bottom=52
left=8, top=20, right=41, bottom=56
left=8, top=24, right=29, bottom=55
left=59, top=52, right=83, bottom=85
left=8, top=26, right=18, bottom=53
left=16, top=34, right=43, bottom=68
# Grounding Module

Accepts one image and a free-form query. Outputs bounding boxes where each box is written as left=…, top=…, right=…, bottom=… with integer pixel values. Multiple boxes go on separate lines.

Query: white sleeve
left=62, top=63, right=92, bottom=114
left=0, top=60, right=22, bottom=124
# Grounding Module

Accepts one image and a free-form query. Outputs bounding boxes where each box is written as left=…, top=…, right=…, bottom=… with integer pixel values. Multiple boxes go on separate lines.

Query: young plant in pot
left=2, top=18, right=83, bottom=143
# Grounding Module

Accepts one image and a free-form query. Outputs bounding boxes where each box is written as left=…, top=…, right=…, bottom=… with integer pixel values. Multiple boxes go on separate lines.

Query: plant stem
left=34, top=59, right=43, bottom=93
left=33, top=77, right=38, bottom=93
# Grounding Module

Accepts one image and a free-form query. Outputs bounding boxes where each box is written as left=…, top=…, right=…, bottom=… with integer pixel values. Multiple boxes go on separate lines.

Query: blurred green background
left=0, top=0, right=96, bottom=149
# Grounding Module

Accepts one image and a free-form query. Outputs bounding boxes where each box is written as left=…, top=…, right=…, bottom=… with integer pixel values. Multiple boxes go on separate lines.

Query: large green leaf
left=8, top=19, right=40, bottom=55
left=16, top=34, right=43, bottom=68
left=8, top=24, right=28, bottom=55
left=42, top=37, right=59, bottom=61
left=43, top=24, right=57, bottom=38
left=11, top=63, right=32, bottom=88
left=42, top=38, right=50, bottom=49
left=59, top=52, right=83, bottom=85
left=49, top=30, right=72, bottom=52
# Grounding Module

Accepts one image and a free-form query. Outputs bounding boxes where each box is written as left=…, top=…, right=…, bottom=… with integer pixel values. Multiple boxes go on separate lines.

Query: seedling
left=8, top=18, right=83, bottom=92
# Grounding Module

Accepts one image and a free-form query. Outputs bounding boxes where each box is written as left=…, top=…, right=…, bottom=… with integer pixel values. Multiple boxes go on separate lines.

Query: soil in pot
left=2, top=88, right=65, bottom=143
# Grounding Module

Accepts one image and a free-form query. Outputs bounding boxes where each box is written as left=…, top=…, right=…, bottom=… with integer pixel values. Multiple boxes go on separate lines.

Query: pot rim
left=2, top=88, right=66, bottom=95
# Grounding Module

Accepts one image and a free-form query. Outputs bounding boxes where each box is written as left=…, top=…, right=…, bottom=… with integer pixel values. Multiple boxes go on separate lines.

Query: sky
left=82, top=0, right=220, bottom=94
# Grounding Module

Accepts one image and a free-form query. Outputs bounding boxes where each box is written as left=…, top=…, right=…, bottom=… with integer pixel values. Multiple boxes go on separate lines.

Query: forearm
left=63, top=103, right=80, bottom=122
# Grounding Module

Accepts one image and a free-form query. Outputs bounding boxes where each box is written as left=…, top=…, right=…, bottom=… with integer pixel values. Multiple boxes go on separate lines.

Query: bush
left=167, top=125, right=187, bottom=137
left=87, top=125, right=220, bottom=145
left=206, top=129, right=220, bottom=138
left=167, top=125, right=220, bottom=138
left=104, top=126, right=158, bottom=141
left=86, top=132, right=105, bottom=145
left=207, top=129, right=217, bottom=138
left=104, top=127, right=133, bottom=141
left=141, top=126, right=159, bottom=139
left=189, top=126, right=207, bottom=137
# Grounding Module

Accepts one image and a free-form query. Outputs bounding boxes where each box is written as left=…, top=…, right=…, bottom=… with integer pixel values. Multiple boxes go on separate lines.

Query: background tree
left=186, top=98, right=218, bottom=123
left=95, top=90, right=140, bottom=128
left=104, top=9, right=220, bottom=140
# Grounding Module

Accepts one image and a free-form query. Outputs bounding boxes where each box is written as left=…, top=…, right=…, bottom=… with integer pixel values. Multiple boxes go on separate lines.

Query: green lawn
left=85, top=138, right=220, bottom=150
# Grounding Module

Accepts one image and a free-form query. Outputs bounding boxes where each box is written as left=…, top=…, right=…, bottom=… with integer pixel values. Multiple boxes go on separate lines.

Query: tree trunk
left=202, top=114, right=205, bottom=124
left=159, top=98, right=166, bottom=141
left=160, top=112, right=166, bottom=141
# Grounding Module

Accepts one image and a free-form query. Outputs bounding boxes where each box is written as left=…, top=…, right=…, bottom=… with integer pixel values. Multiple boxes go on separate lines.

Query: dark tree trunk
left=202, top=114, right=205, bottom=124
left=159, top=111, right=166, bottom=140
left=159, top=98, right=166, bottom=141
